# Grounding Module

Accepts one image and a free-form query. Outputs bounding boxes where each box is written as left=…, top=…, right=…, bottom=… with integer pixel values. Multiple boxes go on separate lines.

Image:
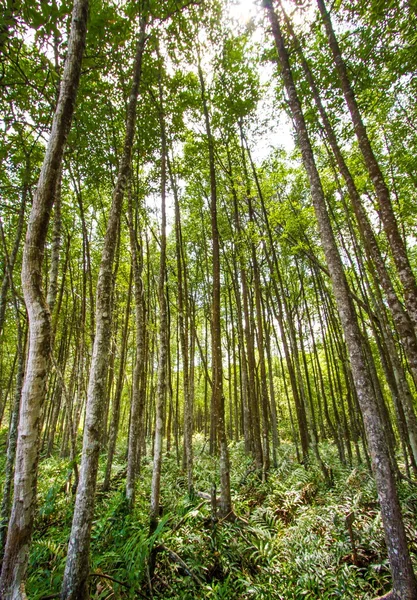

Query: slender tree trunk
left=0, top=237, right=27, bottom=562
left=47, top=166, right=62, bottom=316
left=198, top=63, right=232, bottom=517
left=264, top=310, right=280, bottom=467
left=70, top=170, right=95, bottom=343
left=52, top=344, right=80, bottom=487
left=169, top=155, right=193, bottom=494
left=138, top=310, right=149, bottom=468
left=0, top=172, right=28, bottom=338
left=263, top=3, right=417, bottom=597
left=150, top=73, right=169, bottom=532
left=244, top=140, right=310, bottom=461
left=102, top=272, right=132, bottom=491
left=189, top=298, right=196, bottom=441
left=225, top=147, right=261, bottom=465
left=226, top=250, right=251, bottom=451
left=267, top=265, right=310, bottom=461
left=47, top=334, right=66, bottom=455
left=126, top=186, right=146, bottom=506
left=61, top=20, right=146, bottom=600
left=0, top=353, right=17, bottom=431
left=0, top=325, right=25, bottom=564
left=239, top=132, right=271, bottom=472
left=0, top=3, right=88, bottom=597
left=226, top=284, right=234, bottom=440
left=102, top=231, right=122, bottom=446
left=251, top=244, right=270, bottom=474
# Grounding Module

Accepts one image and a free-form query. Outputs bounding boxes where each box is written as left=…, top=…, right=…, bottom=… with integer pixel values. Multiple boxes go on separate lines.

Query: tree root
left=172, top=500, right=206, bottom=532
left=89, top=572, right=130, bottom=589
left=196, top=490, right=220, bottom=503
left=41, top=572, right=137, bottom=600
left=154, top=543, right=204, bottom=587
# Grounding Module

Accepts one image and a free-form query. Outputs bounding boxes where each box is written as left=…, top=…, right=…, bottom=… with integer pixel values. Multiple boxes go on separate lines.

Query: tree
left=198, top=60, right=232, bottom=518
left=0, top=1, right=89, bottom=596
left=150, top=45, right=169, bottom=534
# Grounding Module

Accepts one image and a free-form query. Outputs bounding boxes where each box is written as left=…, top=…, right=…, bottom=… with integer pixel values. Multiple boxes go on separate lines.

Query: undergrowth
left=4, top=434, right=415, bottom=599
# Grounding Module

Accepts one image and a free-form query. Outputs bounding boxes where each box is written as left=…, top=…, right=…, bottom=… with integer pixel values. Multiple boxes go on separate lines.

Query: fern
left=32, top=539, right=66, bottom=559
left=250, top=507, right=282, bottom=536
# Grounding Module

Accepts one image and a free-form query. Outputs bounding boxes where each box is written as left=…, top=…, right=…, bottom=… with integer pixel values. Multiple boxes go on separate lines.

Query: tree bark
left=244, top=138, right=310, bottom=461
left=125, top=186, right=146, bottom=507
left=225, top=146, right=262, bottom=465
left=0, top=173, right=28, bottom=338
left=240, top=140, right=270, bottom=474
left=150, top=60, right=169, bottom=531
left=170, top=156, right=193, bottom=493
left=46, top=166, right=62, bottom=316
left=0, top=228, right=27, bottom=563
left=102, top=272, right=132, bottom=492
left=198, top=62, right=232, bottom=517
left=0, top=2, right=88, bottom=597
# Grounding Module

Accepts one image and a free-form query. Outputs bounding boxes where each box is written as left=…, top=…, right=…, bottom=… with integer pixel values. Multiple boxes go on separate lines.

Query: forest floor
left=1, top=432, right=416, bottom=599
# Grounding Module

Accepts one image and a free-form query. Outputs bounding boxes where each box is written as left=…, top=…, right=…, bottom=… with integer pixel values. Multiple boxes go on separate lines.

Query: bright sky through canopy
left=228, top=0, right=259, bottom=24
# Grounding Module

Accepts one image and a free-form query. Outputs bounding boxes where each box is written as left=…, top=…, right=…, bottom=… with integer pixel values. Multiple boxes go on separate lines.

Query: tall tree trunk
left=150, top=65, right=169, bottom=531
left=0, top=170, right=28, bottom=338
left=250, top=225, right=270, bottom=474
left=0, top=353, right=17, bottom=431
left=0, top=323, right=25, bottom=565
left=0, top=226, right=27, bottom=562
left=47, top=166, right=62, bottom=316
left=198, top=63, right=232, bottom=517
left=102, top=272, right=132, bottom=491
left=263, top=3, right=417, bottom=597
left=265, top=258, right=310, bottom=461
left=241, top=141, right=270, bottom=473
left=169, top=156, right=193, bottom=494
left=316, top=0, right=417, bottom=339
left=233, top=266, right=251, bottom=450
left=0, top=2, right=88, bottom=597
left=70, top=169, right=95, bottom=343
left=244, top=138, right=310, bottom=461
left=46, top=333, right=66, bottom=455
left=60, top=19, right=146, bottom=600
left=225, top=146, right=261, bottom=465
left=264, top=308, right=280, bottom=467
left=126, top=185, right=146, bottom=506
